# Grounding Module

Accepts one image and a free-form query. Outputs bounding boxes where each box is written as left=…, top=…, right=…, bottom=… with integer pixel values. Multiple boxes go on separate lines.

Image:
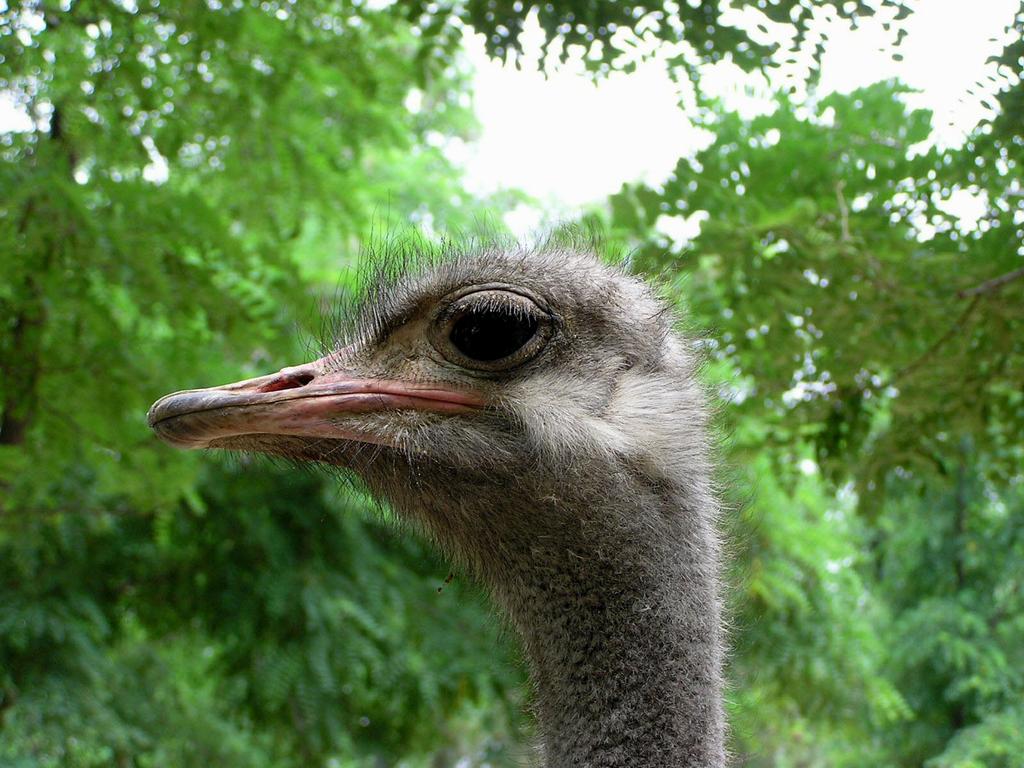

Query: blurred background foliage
left=1, top=0, right=1022, bottom=766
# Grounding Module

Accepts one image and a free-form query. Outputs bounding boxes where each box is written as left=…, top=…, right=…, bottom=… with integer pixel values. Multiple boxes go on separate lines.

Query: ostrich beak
left=147, top=354, right=484, bottom=450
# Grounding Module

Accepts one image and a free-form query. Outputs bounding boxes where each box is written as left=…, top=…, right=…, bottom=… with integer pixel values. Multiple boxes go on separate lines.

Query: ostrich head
left=148, top=240, right=725, bottom=767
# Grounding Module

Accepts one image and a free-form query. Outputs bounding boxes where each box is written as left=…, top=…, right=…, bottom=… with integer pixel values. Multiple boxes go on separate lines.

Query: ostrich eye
left=450, top=308, right=539, bottom=362
left=432, top=288, right=553, bottom=371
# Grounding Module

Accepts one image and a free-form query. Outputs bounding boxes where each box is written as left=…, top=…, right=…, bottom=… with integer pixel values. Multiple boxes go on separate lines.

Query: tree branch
left=834, top=180, right=852, bottom=243
left=892, top=295, right=982, bottom=383
left=956, top=266, right=1024, bottom=298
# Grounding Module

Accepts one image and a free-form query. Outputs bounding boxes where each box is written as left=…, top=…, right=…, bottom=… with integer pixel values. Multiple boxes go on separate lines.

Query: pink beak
left=147, top=354, right=484, bottom=449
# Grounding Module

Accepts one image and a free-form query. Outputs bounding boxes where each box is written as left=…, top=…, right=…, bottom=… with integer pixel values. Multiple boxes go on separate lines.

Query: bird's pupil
left=449, top=308, right=539, bottom=362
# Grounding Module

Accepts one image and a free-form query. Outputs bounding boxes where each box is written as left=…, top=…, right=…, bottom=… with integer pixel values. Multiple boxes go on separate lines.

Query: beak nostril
left=257, top=371, right=316, bottom=393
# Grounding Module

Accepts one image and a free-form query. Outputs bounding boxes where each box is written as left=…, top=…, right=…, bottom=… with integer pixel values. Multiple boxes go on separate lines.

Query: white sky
left=457, top=0, right=1021, bottom=235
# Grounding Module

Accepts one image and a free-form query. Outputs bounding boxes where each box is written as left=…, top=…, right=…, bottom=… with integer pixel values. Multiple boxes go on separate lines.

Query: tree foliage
left=609, top=80, right=1023, bottom=495
left=408, top=0, right=910, bottom=76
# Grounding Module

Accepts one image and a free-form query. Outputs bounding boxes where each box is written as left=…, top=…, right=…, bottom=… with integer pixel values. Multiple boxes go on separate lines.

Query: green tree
left=608, top=80, right=1023, bottom=495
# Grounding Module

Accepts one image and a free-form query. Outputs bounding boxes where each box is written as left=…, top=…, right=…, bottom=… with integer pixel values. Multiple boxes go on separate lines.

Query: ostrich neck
left=511, top=494, right=723, bottom=767
left=413, top=469, right=726, bottom=768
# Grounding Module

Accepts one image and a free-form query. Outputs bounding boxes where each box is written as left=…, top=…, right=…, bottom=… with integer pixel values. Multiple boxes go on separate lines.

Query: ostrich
left=148, top=241, right=726, bottom=767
